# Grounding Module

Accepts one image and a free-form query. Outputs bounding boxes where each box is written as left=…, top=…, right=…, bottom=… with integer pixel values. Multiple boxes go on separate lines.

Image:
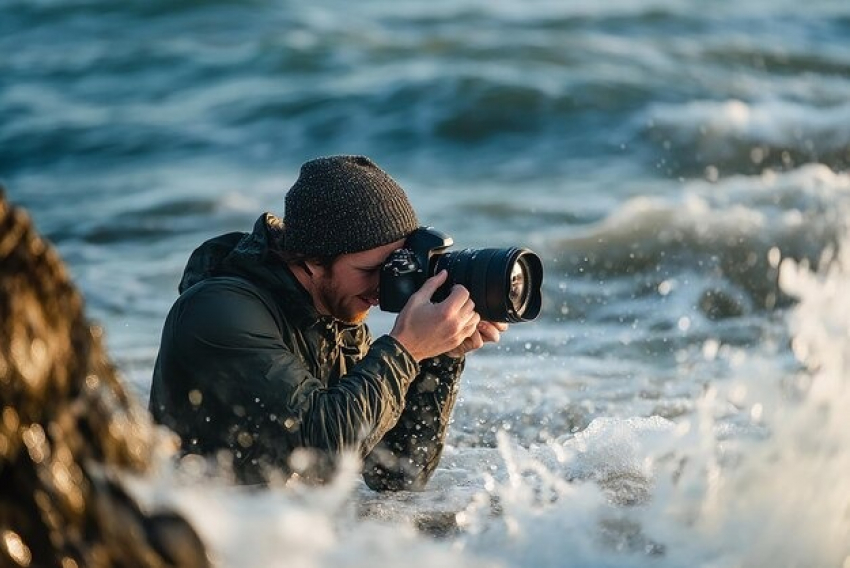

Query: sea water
left=3, top=0, right=850, bottom=565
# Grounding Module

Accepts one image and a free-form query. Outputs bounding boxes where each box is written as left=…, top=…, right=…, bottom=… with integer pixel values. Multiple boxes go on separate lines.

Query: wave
left=643, top=99, right=850, bottom=175
left=3, top=0, right=847, bottom=179
left=547, top=165, right=850, bottom=314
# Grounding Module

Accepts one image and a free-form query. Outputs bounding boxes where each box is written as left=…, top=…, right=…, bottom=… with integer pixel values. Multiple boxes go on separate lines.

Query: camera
left=379, top=227, right=543, bottom=323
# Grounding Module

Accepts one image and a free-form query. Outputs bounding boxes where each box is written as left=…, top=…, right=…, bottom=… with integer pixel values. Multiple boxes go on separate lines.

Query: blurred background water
left=3, top=0, right=850, bottom=566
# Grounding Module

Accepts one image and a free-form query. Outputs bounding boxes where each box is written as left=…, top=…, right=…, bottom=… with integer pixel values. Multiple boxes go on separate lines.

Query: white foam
left=126, top=223, right=850, bottom=568
left=555, top=164, right=850, bottom=267
left=633, top=229, right=850, bottom=567
left=455, top=227, right=850, bottom=565
left=647, top=99, right=850, bottom=155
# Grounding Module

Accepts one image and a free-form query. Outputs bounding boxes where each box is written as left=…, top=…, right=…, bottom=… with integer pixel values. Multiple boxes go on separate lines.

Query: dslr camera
left=379, top=227, right=543, bottom=323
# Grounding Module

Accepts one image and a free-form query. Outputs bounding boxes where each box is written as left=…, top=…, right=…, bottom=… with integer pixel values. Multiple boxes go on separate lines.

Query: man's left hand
left=445, top=321, right=509, bottom=359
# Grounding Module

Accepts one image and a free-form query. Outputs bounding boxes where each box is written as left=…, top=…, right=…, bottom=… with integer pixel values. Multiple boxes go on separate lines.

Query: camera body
left=379, top=228, right=453, bottom=313
left=379, top=227, right=543, bottom=323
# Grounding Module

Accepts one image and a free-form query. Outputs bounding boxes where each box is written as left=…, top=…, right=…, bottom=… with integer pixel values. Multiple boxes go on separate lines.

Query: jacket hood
left=179, top=213, right=285, bottom=294
left=177, top=213, right=355, bottom=331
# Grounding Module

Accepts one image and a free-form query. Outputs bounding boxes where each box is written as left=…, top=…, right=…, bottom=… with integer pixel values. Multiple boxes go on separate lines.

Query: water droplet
left=2, top=530, right=31, bottom=566
left=767, top=247, right=782, bottom=268
left=237, top=431, right=253, bottom=448
left=702, top=339, right=720, bottom=360
left=22, top=424, right=47, bottom=464
left=188, top=390, right=203, bottom=406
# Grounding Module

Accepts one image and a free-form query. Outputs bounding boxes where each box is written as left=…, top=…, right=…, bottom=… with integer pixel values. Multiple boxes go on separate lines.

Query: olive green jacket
left=149, top=214, right=464, bottom=489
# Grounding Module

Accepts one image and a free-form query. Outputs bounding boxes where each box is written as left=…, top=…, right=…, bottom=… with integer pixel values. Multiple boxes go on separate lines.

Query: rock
left=0, top=189, right=209, bottom=568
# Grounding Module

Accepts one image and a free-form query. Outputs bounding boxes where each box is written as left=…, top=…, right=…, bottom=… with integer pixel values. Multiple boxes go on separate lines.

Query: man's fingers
left=477, top=323, right=501, bottom=344
left=459, top=330, right=485, bottom=353
left=464, top=312, right=481, bottom=337
left=459, top=297, right=476, bottom=319
left=413, top=269, right=449, bottom=301
left=439, top=283, right=472, bottom=312
left=472, top=332, right=485, bottom=350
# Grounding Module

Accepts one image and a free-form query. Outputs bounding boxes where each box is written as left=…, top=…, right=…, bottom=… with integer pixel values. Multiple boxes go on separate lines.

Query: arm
left=362, top=354, right=464, bottom=491
left=361, top=318, right=507, bottom=491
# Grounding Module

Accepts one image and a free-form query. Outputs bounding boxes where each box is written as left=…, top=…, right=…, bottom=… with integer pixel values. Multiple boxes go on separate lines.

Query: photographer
left=149, top=155, right=507, bottom=490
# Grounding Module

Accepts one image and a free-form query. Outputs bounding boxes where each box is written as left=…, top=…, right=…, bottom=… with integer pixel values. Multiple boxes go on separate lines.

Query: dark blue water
left=3, top=1, right=850, bottom=565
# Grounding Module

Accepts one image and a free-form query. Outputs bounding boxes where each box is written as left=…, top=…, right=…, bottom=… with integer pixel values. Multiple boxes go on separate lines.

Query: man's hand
left=444, top=320, right=508, bottom=359
left=389, top=270, right=482, bottom=361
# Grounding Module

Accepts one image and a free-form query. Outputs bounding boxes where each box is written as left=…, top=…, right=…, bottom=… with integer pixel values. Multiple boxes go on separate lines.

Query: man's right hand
left=389, top=270, right=481, bottom=361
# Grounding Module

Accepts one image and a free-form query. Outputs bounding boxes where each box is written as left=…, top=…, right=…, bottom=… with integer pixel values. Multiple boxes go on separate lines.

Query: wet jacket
left=148, top=214, right=464, bottom=490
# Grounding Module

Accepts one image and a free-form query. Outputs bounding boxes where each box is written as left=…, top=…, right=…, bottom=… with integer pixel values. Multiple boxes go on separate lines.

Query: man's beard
left=315, top=274, right=369, bottom=324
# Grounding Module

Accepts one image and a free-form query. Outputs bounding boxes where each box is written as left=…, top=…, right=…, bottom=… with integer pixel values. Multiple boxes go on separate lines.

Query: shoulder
left=182, top=274, right=265, bottom=298
left=170, top=276, right=284, bottom=342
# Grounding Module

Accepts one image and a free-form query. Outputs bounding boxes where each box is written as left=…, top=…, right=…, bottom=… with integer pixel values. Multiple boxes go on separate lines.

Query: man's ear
left=302, top=260, right=319, bottom=277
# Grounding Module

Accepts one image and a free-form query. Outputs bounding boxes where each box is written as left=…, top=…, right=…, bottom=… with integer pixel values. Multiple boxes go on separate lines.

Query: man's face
left=310, top=239, right=405, bottom=324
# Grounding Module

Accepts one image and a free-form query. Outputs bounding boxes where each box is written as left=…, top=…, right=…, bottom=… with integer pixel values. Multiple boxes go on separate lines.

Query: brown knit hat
left=282, top=155, right=419, bottom=256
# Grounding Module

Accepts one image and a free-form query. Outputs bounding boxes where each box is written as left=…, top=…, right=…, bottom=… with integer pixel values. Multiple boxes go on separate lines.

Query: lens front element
left=508, top=258, right=530, bottom=315
left=434, top=247, right=543, bottom=322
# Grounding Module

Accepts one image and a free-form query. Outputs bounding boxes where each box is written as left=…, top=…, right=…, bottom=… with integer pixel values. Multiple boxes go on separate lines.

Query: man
left=149, top=155, right=507, bottom=490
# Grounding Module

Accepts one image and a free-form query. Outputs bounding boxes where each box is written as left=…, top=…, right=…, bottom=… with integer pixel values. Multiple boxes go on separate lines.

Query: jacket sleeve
left=155, top=278, right=420, bottom=482
left=361, top=354, right=465, bottom=492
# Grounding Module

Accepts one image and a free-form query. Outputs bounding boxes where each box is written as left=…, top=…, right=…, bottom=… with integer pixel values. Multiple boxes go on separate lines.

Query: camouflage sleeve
left=361, top=354, right=465, bottom=491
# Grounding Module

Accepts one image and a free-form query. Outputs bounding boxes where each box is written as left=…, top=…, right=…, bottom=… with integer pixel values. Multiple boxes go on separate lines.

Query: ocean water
left=3, top=0, right=850, bottom=566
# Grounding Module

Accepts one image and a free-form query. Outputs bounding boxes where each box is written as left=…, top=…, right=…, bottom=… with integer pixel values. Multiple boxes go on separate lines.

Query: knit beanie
left=282, top=155, right=419, bottom=256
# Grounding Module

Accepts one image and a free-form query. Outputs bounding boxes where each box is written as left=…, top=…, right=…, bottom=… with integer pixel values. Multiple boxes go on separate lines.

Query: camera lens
left=433, top=247, right=542, bottom=323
